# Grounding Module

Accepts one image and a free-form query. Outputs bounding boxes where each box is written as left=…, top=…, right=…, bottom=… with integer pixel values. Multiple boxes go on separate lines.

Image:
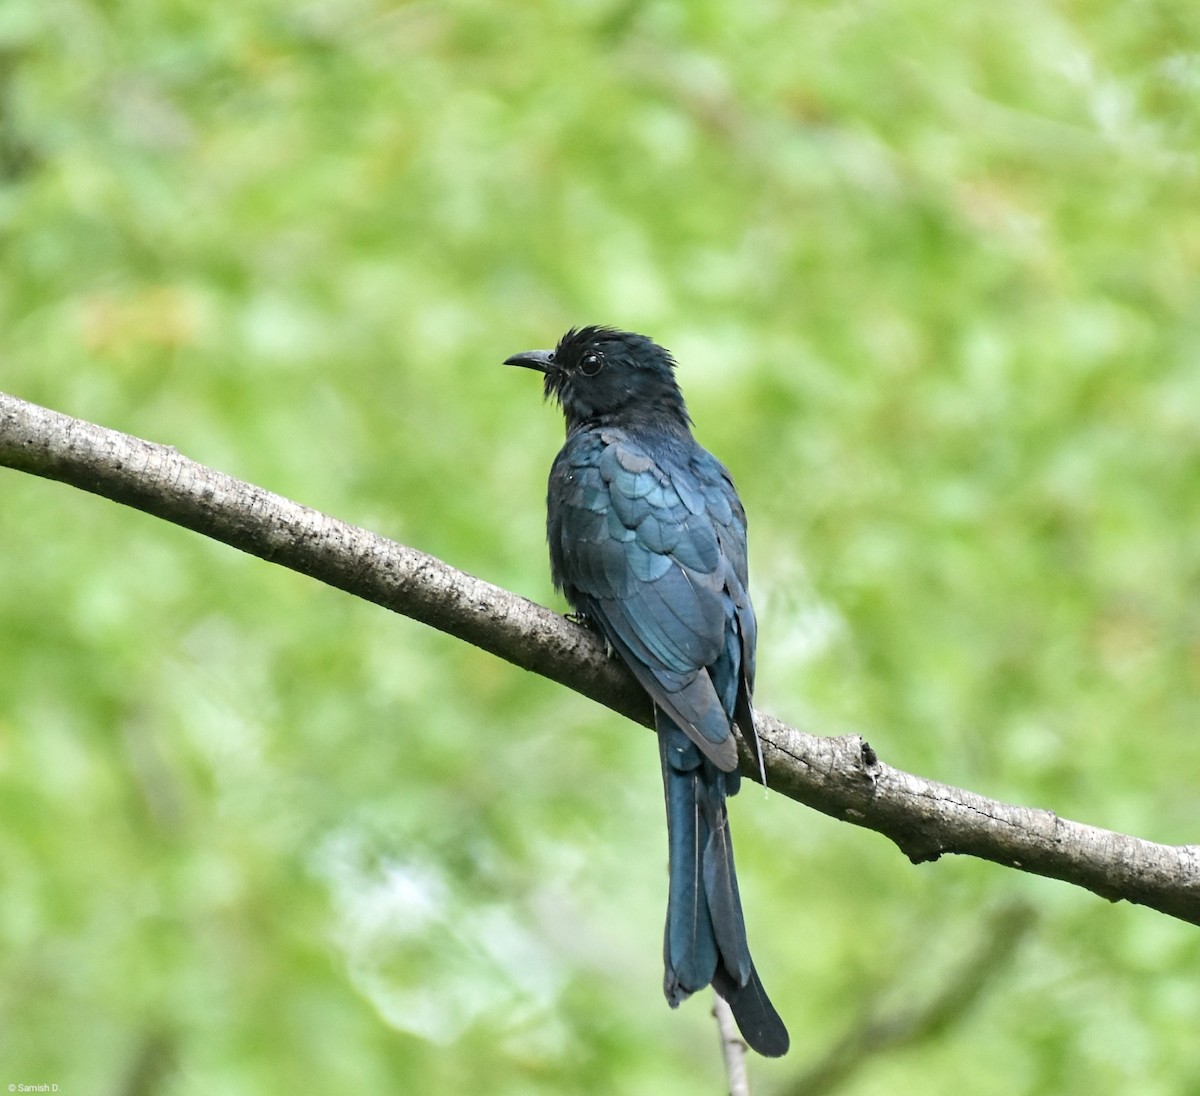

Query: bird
left=505, top=325, right=789, bottom=1057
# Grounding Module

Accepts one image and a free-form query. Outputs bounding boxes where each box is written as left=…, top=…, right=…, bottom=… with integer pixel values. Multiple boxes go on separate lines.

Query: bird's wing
left=549, top=429, right=750, bottom=771
left=699, top=449, right=763, bottom=778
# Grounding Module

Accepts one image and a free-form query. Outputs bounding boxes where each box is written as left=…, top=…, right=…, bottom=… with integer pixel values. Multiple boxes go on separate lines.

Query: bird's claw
left=564, top=611, right=616, bottom=658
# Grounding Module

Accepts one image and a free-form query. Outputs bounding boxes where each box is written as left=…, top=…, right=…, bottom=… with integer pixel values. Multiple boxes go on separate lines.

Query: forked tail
left=658, top=715, right=790, bottom=1057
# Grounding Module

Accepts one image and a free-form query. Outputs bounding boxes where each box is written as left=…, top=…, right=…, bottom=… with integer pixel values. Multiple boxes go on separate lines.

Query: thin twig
left=785, top=901, right=1037, bottom=1095
left=713, top=993, right=751, bottom=1096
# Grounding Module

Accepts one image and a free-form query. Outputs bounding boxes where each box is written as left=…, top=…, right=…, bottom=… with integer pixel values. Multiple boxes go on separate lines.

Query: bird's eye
left=580, top=352, right=603, bottom=376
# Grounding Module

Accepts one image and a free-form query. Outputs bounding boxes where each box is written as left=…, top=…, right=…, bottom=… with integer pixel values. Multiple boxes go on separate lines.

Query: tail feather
left=713, top=964, right=791, bottom=1058
left=701, top=795, right=752, bottom=988
left=657, top=712, right=789, bottom=1056
left=660, top=729, right=718, bottom=1001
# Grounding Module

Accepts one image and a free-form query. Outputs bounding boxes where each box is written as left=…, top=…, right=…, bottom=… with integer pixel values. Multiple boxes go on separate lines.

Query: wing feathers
left=549, top=431, right=753, bottom=767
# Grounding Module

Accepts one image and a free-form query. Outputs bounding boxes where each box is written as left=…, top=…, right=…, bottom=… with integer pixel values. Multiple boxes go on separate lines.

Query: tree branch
left=2, top=390, right=1199, bottom=925
left=784, top=901, right=1036, bottom=1095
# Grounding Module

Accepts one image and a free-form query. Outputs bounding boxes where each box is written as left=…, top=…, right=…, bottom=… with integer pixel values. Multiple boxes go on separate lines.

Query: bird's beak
left=503, top=349, right=555, bottom=373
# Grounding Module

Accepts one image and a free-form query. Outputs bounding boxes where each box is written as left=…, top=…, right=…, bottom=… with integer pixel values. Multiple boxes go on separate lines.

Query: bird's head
left=504, top=326, right=691, bottom=432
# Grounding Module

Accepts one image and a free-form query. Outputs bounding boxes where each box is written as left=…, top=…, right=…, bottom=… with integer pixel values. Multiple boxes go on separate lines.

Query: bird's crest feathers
left=531, top=326, right=693, bottom=432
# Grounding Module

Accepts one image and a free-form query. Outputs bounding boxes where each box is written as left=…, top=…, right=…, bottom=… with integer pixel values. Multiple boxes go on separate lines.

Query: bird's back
left=546, top=423, right=756, bottom=773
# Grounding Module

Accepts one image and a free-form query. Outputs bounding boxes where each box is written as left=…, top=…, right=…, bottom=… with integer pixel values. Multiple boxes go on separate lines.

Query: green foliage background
left=2, top=1, right=1200, bottom=1092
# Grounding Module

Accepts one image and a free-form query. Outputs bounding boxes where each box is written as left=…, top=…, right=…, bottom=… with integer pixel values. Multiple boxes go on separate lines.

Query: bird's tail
left=658, top=715, right=790, bottom=1057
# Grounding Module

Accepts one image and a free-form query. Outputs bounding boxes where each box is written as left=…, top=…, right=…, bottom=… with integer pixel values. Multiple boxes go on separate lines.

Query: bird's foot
left=565, top=611, right=616, bottom=658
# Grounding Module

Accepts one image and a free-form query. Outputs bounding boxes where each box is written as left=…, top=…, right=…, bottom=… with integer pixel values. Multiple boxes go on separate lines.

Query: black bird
left=505, top=326, right=789, bottom=1057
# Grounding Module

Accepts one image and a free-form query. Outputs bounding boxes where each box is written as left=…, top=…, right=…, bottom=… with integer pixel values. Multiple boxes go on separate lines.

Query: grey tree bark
left=2, top=389, right=1198, bottom=926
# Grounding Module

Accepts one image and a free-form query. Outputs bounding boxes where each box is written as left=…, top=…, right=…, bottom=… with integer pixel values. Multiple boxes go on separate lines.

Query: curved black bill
left=503, top=349, right=555, bottom=373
